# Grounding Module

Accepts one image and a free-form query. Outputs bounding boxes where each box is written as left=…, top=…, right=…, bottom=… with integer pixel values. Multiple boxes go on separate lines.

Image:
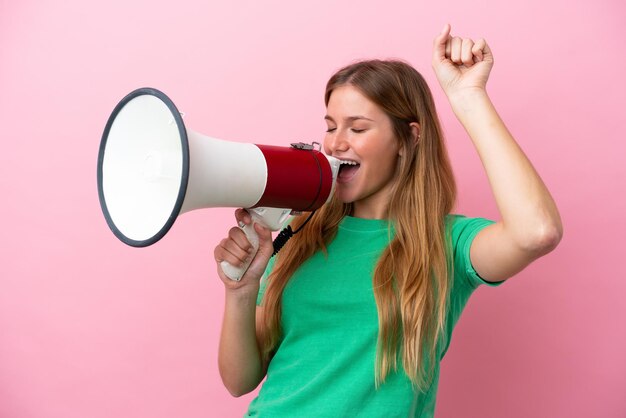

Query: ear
left=399, top=122, right=421, bottom=157
left=409, top=122, right=421, bottom=144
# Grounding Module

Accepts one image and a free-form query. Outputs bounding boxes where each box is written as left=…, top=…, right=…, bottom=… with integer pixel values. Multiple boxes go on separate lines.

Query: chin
left=334, top=190, right=356, bottom=205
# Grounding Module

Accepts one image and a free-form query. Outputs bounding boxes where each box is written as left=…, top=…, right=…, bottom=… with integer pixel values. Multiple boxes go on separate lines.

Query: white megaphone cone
left=97, top=88, right=340, bottom=280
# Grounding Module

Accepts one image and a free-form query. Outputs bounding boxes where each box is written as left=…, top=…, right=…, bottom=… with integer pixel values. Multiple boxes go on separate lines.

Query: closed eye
left=351, top=128, right=366, bottom=133
left=326, top=128, right=337, bottom=133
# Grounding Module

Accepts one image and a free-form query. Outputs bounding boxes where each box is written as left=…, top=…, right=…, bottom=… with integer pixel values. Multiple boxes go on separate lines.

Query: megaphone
left=97, top=88, right=340, bottom=280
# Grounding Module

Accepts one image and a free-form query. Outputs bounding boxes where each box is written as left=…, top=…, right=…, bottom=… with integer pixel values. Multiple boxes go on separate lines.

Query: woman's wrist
left=448, top=87, right=489, bottom=105
left=224, top=283, right=260, bottom=305
left=447, top=88, right=492, bottom=121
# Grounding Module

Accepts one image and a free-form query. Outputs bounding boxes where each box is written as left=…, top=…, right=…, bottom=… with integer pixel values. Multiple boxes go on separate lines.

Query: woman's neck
left=351, top=201, right=389, bottom=220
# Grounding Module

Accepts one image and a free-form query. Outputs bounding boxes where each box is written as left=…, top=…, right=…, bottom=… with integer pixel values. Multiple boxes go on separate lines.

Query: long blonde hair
left=259, top=60, right=457, bottom=390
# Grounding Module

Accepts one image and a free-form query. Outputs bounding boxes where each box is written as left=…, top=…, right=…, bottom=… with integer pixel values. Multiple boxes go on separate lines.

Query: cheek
left=376, top=156, right=399, bottom=178
left=367, top=136, right=399, bottom=162
left=371, top=145, right=400, bottom=177
left=322, top=134, right=333, bottom=154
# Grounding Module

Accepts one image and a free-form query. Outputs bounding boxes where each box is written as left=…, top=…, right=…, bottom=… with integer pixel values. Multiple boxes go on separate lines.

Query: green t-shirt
left=247, top=215, right=503, bottom=417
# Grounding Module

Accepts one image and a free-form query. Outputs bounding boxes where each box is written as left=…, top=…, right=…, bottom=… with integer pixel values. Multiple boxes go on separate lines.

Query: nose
left=323, top=129, right=349, bottom=155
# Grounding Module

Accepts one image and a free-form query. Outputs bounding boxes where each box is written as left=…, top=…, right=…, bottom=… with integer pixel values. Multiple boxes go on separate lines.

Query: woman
left=214, top=24, right=563, bottom=417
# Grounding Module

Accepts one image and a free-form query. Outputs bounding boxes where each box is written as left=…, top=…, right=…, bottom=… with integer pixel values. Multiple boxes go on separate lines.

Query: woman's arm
left=432, top=24, right=563, bottom=282
left=215, top=210, right=273, bottom=396
left=219, top=291, right=267, bottom=397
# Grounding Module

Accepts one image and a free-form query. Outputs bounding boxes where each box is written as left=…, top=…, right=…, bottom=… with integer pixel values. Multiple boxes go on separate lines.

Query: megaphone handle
left=220, top=207, right=292, bottom=281
left=220, top=220, right=260, bottom=282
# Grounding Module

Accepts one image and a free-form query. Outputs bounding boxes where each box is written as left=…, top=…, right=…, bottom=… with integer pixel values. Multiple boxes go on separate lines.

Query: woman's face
left=323, top=85, right=401, bottom=218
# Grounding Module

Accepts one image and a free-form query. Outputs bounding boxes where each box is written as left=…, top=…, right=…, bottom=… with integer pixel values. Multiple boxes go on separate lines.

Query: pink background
left=1, top=0, right=624, bottom=417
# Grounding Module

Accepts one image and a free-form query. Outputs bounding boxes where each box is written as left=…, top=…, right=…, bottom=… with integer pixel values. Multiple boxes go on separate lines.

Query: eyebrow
left=324, top=115, right=375, bottom=122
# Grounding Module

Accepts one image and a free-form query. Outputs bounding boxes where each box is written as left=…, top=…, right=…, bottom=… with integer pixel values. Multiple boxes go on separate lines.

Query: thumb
left=432, top=23, right=451, bottom=62
left=254, top=222, right=274, bottom=258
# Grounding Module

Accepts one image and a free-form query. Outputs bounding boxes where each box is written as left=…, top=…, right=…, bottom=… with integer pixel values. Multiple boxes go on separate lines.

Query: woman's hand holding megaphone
left=214, top=209, right=274, bottom=290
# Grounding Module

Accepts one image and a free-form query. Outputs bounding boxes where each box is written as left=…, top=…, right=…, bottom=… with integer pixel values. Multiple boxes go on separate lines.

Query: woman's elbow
left=222, top=377, right=257, bottom=398
left=219, top=364, right=263, bottom=398
left=227, top=385, right=253, bottom=398
left=526, top=221, right=563, bottom=255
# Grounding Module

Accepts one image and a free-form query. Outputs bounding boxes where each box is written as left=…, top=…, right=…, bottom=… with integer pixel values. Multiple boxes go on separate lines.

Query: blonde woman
left=214, top=24, right=562, bottom=417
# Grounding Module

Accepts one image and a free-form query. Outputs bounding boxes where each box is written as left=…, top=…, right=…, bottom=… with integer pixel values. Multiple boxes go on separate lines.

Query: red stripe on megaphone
left=254, top=145, right=333, bottom=211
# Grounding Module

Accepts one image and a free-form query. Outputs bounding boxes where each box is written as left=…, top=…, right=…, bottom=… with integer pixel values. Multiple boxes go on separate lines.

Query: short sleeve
left=449, top=214, right=505, bottom=289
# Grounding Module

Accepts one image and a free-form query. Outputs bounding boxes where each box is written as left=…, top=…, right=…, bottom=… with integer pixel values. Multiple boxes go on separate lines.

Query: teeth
left=340, top=160, right=359, bottom=166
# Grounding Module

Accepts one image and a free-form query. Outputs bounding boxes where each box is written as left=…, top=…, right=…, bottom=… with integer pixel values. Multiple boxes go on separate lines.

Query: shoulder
left=445, top=214, right=503, bottom=289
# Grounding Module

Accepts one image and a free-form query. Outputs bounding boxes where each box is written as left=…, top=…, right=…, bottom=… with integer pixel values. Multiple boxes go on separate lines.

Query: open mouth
left=338, top=160, right=360, bottom=183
